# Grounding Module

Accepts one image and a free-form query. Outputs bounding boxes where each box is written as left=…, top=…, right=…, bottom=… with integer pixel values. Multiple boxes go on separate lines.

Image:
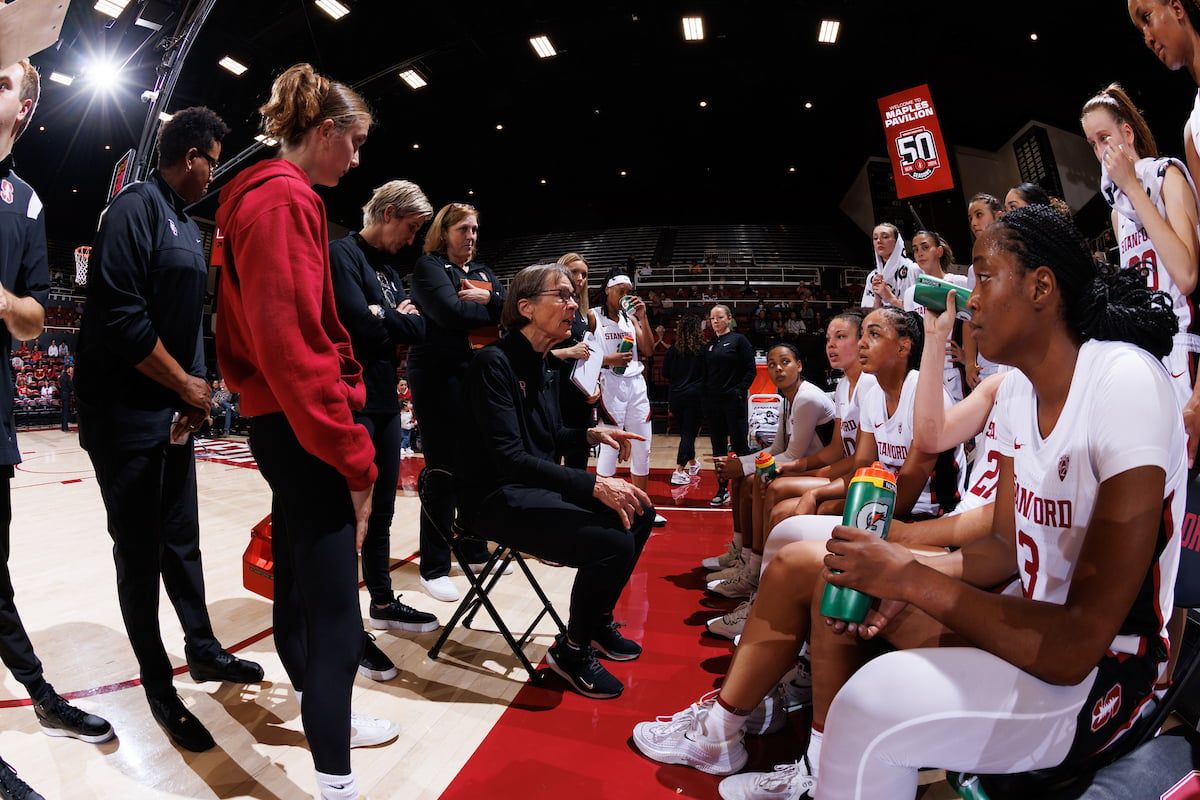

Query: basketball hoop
left=73, top=245, right=91, bottom=287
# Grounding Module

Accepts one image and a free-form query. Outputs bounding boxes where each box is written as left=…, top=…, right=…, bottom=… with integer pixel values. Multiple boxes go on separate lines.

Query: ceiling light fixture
left=682, top=16, right=704, bottom=41
left=218, top=56, right=248, bottom=76
left=818, top=19, right=841, bottom=44
left=804, top=101, right=813, bottom=109
left=540, top=178, right=548, bottom=185
left=412, top=143, right=420, bottom=149
left=1030, top=32, right=1039, bottom=41
left=399, top=69, right=427, bottom=89
left=530, top=35, right=557, bottom=59
left=495, top=123, right=504, bottom=130
left=254, top=134, right=279, bottom=146
left=93, top=0, right=128, bottom=19
left=699, top=99, right=708, bottom=108
left=48, top=72, right=73, bottom=86
left=314, top=0, right=349, bottom=20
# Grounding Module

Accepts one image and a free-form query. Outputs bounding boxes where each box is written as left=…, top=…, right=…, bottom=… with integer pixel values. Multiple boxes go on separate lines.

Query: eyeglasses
left=534, top=289, right=577, bottom=304
left=194, top=150, right=219, bottom=172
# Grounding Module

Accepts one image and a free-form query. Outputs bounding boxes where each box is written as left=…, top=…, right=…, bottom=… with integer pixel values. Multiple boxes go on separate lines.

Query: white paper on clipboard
left=570, top=331, right=603, bottom=397
left=0, top=0, right=70, bottom=70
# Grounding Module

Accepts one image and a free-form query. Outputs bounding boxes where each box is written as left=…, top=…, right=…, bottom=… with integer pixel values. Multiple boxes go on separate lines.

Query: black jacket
left=329, top=233, right=425, bottom=414
left=698, top=331, right=756, bottom=400
left=460, top=331, right=595, bottom=514
left=663, top=345, right=703, bottom=404
left=75, top=172, right=205, bottom=451
left=0, top=155, right=50, bottom=464
left=407, top=253, right=504, bottom=371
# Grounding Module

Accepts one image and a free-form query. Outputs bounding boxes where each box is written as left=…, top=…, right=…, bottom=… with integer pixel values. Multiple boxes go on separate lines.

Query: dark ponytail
left=993, top=205, right=1177, bottom=358
left=875, top=306, right=925, bottom=372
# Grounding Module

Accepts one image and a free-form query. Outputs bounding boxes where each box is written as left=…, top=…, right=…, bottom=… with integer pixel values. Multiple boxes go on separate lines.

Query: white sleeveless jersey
left=858, top=371, right=964, bottom=517
left=1107, top=156, right=1197, bottom=339
left=994, top=340, right=1184, bottom=658
left=951, top=373, right=1010, bottom=517
left=834, top=372, right=878, bottom=458
left=591, top=306, right=644, bottom=379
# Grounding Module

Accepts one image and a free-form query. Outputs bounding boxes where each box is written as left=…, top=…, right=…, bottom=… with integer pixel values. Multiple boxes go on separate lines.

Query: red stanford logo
left=1163, top=772, right=1200, bottom=798
left=1091, top=683, right=1122, bottom=732
left=1058, top=455, right=1070, bottom=482
left=0, top=179, right=13, bottom=204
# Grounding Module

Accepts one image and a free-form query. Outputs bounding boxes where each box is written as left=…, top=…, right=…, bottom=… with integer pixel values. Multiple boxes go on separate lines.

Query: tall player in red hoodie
left=215, top=63, right=392, bottom=800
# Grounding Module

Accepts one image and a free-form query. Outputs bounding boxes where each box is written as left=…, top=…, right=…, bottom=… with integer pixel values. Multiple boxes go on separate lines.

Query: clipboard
left=570, top=330, right=603, bottom=396
left=463, top=278, right=500, bottom=348
left=0, top=0, right=70, bottom=69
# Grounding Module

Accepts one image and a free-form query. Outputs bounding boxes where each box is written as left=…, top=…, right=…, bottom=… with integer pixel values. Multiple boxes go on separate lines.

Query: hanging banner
left=878, top=84, right=955, bottom=199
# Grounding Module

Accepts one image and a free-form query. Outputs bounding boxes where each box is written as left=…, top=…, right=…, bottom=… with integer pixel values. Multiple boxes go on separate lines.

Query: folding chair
left=419, top=467, right=567, bottom=680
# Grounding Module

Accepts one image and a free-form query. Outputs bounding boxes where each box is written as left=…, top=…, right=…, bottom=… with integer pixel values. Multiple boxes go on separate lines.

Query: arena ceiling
left=19, top=0, right=1195, bottom=249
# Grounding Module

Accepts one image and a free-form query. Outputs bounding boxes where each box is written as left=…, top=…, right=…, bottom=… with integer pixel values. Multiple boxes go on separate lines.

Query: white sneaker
left=708, top=562, right=758, bottom=599
left=420, top=575, right=460, bottom=603
left=702, top=541, right=740, bottom=571
left=465, top=560, right=514, bottom=576
left=718, top=758, right=816, bottom=800
left=349, top=712, right=401, bottom=748
left=706, top=555, right=746, bottom=583
left=781, top=656, right=812, bottom=711
left=745, top=684, right=789, bottom=736
left=631, top=692, right=748, bottom=776
left=670, top=469, right=691, bottom=486
left=707, top=597, right=752, bottom=640
left=687, top=461, right=703, bottom=477
left=654, top=513, right=667, bottom=527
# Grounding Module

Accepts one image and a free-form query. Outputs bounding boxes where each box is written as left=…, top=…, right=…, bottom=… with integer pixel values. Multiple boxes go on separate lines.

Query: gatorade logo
left=855, top=501, right=890, bottom=534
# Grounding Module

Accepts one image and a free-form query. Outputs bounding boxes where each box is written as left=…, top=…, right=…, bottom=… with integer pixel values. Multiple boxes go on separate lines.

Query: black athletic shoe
left=369, top=595, right=439, bottom=633
left=358, top=632, right=398, bottom=682
left=710, top=487, right=730, bottom=507
left=34, top=692, right=114, bottom=744
left=0, top=756, right=44, bottom=800
left=187, top=649, right=265, bottom=684
left=590, top=621, right=643, bottom=662
left=545, top=635, right=624, bottom=699
left=147, top=693, right=215, bottom=753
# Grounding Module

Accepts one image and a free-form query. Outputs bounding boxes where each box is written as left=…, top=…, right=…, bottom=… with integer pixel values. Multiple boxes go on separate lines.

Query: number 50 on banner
left=878, top=84, right=956, bottom=199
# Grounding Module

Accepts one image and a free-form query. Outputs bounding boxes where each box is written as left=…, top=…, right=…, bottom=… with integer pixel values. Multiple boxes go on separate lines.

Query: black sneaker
left=545, top=635, right=624, bottom=699
left=187, top=649, right=265, bottom=684
left=147, top=692, right=215, bottom=752
left=0, top=756, right=44, bottom=800
left=710, top=487, right=730, bottom=507
left=34, top=692, right=114, bottom=744
left=590, top=621, right=642, bottom=661
left=369, top=595, right=439, bottom=633
left=359, top=632, right=398, bottom=682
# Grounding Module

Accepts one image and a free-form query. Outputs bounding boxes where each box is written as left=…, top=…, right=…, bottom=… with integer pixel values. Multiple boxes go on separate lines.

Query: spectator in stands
left=786, top=311, right=804, bottom=337
left=408, top=202, right=504, bottom=603
left=665, top=314, right=705, bottom=486
left=28, top=344, right=38, bottom=363
left=699, top=304, right=756, bottom=506
left=59, top=366, right=72, bottom=431
left=215, top=63, right=399, bottom=795
left=399, top=399, right=415, bottom=456
left=57, top=340, right=68, bottom=357
left=78, top=105, right=263, bottom=754
left=210, top=379, right=236, bottom=436
left=9, top=353, right=19, bottom=370
left=638, top=262, right=652, bottom=279
left=46, top=340, right=57, bottom=358
left=330, top=178, right=439, bottom=680
left=551, top=252, right=597, bottom=470
left=689, top=261, right=703, bottom=275
left=661, top=293, right=674, bottom=310
left=653, top=324, right=668, bottom=352
left=397, top=377, right=411, bottom=403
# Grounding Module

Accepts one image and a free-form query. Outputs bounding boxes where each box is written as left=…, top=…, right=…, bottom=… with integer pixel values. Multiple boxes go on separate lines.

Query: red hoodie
left=215, top=158, right=377, bottom=491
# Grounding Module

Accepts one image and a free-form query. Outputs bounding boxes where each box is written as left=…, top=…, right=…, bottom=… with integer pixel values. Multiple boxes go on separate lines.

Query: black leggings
left=0, top=468, right=51, bottom=702
left=355, top=411, right=400, bottom=605
left=704, top=394, right=752, bottom=462
left=670, top=398, right=703, bottom=466
left=250, top=414, right=360, bottom=775
left=471, top=488, right=654, bottom=644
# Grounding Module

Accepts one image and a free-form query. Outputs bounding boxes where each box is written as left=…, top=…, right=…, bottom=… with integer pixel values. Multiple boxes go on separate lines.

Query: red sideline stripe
left=0, top=550, right=421, bottom=709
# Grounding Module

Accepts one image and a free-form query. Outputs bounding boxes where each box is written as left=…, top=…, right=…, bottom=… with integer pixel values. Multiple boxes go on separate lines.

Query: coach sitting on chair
left=460, top=263, right=654, bottom=700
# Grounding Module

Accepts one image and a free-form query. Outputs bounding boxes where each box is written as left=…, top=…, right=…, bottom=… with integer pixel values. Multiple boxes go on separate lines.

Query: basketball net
left=73, top=245, right=90, bottom=287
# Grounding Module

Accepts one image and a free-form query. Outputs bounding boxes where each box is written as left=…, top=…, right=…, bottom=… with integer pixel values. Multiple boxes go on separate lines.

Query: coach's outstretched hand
left=588, top=427, right=644, bottom=463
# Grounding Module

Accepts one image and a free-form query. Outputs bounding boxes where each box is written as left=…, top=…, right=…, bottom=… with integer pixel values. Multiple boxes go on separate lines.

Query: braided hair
left=872, top=306, right=925, bottom=372
left=992, top=205, right=1177, bottom=358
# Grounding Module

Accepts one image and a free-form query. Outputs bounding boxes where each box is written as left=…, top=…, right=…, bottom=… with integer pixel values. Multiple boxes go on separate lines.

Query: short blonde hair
left=362, top=180, right=433, bottom=228
left=14, top=60, right=39, bottom=141
left=423, top=202, right=479, bottom=256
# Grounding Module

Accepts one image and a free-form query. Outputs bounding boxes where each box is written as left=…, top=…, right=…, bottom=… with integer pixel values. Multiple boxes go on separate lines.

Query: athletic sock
left=807, top=726, right=824, bottom=775
left=707, top=694, right=748, bottom=741
left=315, top=770, right=358, bottom=800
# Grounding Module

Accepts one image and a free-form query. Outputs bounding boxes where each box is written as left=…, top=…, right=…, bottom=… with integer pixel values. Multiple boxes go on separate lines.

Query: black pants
left=560, top=388, right=594, bottom=469
left=704, top=394, right=752, bottom=462
left=670, top=397, right=703, bottom=466
left=356, top=411, right=400, bottom=605
left=471, top=488, right=654, bottom=644
left=250, top=414, right=359, bottom=775
left=0, top=467, right=52, bottom=703
left=60, top=397, right=70, bottom=431
left=88, top=441, right=221, bottom=698
left=407, top=359, right=488, bottom=578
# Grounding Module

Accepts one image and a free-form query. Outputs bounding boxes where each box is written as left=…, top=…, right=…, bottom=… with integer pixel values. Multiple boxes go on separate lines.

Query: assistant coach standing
left=76, top=107, right=263, bottom=753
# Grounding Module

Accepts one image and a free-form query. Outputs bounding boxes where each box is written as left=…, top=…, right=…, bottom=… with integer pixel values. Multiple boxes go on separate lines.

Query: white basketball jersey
left=591, top=306, right=644, bottom=379
left=994, top=340, right=1184, bottom=658
left=951, top=373, right=1009, bottom=517
left=783, top=380, right=837, bottom=460
left=1109, top=156, right=1196, bottom=338
left=858, top=371, right=964, bottom=517
left=834, top=372, right=878, bottom=458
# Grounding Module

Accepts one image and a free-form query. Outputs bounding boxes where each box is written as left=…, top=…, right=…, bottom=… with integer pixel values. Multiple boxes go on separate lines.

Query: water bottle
left=612, top=334, right=636, bottom=375
left=754, top=451, right=777, bottom=483
left=620, top=294, right=637, bottom=317
left=820, top=462, right=897, bottom=623
left=947, top=772, right=991, bottom=800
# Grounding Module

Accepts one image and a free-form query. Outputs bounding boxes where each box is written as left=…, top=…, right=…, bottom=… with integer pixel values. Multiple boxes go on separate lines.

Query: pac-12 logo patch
left=1090, top=683, right=1122, bottom=732
left=854, top=500, right=891, bottom=534
left=1058, top=455, right=1070, bottom=482
left=0, top=179, right=14, bottom=204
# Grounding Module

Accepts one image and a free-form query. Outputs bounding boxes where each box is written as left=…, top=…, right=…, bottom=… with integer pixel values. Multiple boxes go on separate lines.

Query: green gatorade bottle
left=819, top=462, right=897, bottom=623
